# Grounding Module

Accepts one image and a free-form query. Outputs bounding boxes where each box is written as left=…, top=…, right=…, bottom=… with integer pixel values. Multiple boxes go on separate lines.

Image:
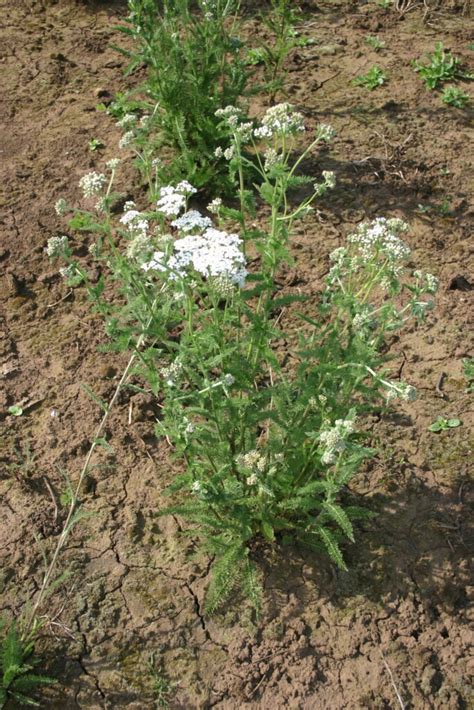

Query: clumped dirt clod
left=1, top=0, right=473, bottom=707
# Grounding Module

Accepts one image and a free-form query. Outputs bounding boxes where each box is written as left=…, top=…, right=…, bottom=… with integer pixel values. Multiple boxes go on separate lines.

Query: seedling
left=353, top=66, right=387, bottom=90
left=413, top=42, right=470, bottom=90
left=88, top=138, right=105, bottom=151
left=428, top=416, right=462, bottom=432
left=365, top=35, right=385, bottom=52
left=8, top=405, right=23, bottom=416
left=148, top=654, right=174, bottom=708
left=6, top=443, right=36, bottom=480
left=462, top=357, right=474, bottom=393
left=441, top=86, right=470, bottom=109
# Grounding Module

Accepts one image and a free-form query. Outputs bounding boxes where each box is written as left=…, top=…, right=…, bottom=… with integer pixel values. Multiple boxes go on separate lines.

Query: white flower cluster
left=348, top=218, right=410, bottom=264
left=413, top=270, right=439, bottom=295
left=156, top=182, right=197, bottom=217
left=59, top=264, right=77, bottom=281
left=120, top=209, right=149, bottom=237
left=117, top=113, right=137, bottom=129
left=214, top=145, right=235, bottom=161
left=79, top=172, right=106, bottom=199
left=385, top=381, right=417, bottom=404
left=263, top=147, right=282, bottom=172
left=143, top=226, right=247, bottom=286
left=215, top=105, right=242, bottom=128
left=171, top=210, right=212, bottom=233
left=54, top=198, right=68, bottom=216
left=236, top=449, right=267, bottom=486
left=207, top=197, right=222, bottom=214
left=314, top=170, right=336, bottom=196
left=319, top=418, right=355, bottom=465
left=106, top=158, right=120, bottom=171
left=46, top=235, right=70, bottom=258
left=254, top=103, right=305, bottom=139
left=160, top=359, right=183, bottom=387
left=236, top=449, right=267, bottom=471
left=119, top=130, right=134, bottom=150
left=352, top=306, right=376, bottom=332
left=317, top=124, right=336, bottom=142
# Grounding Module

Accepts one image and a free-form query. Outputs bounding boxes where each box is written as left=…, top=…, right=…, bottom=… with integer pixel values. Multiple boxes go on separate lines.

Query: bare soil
left=1, top=0, right=473, bottom=708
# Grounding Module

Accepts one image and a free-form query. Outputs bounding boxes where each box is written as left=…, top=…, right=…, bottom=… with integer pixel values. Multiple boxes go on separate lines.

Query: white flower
left=171, top=210, right=212, bottom=233
left=224, top=146, right=235, bottom=161
left=222, top=373, right=235, bottom=387
left=106, top=158, right=120, bottom=171
left=322, top=170, right=336, bottom=189
left=46, top=235, right=70, bottom=258
left=117, top=113, right=137, bottom=128
left=348, top=218, right=410, bottom=265
left=246, top=474, right=258, bottom=486
left=160, top=359, right=183, bottom=386
left=191, top=481, right=202, bottom=493
left=54, top=198, right=68, bottom=216
left=255, top=103, right=305, bottom=139
left=143, top=226, right=247, bottom=286
left=59, top=264, right=77, bottom=280
left=317, top=124, right=336, bottom=142
left=156, top=187, right=186, bottom=217
left=119, top=130, right=134, bottom=149
left=79, top=172, right=106, bottom=198
left=151, top=157, right=162, bottom=170
left=175, top=180, right=197, bottom=195
left=263, top=148, right=281, bottom=172
left=207, top=197, right=222, bottom=214
left=123, top=200, right=136, bottom=211
left=414, top=270, right=438, bottom=295
left=319, top=418, right=355, bottom=464
left=126, top=233, right=152, bottom=261
left=329, top=247, right=347, bottom=264
left=185, top=421, right=195, bottom=434
left=156, top=183, right=197, bottom=217
left=214, top=146, right=224, bottom=158
left=120, top=210, right=149, bottom=237
left=314, top=170, right=337, bottom=196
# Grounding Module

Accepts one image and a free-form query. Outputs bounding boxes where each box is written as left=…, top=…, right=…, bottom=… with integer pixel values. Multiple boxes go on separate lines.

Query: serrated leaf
left=323, top=501, right=354, bottom=541
left=318, top=526, right=348, bottom=570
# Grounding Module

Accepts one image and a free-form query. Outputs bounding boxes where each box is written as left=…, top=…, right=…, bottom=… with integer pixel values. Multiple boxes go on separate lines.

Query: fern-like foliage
left=0, top=618, right=55, bottom=709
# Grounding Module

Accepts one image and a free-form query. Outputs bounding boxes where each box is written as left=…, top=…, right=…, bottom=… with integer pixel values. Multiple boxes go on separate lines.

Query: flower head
left=254, top=103, right=305, bottom=139
left=46, top=235, right=70, bottom=258
left=79, top=172, right=106, bottom=199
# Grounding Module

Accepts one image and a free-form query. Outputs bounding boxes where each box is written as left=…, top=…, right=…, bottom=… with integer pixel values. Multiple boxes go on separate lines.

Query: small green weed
left=0, top=618, right=55, bottom=708
left=353, top=66, right=387, bottom=90
left=441, top=85, right=470, bottom=108
left=7, top=405, right=23, bottom=417
left=88, top=138, right=104, bottom=151
left=428, top=416, right=462, bottom=433
left=6, top=443, right=36, bottom=481
left=148, top=654, right=174, bottom=709
left=365, top=35, right=385, bottom=52
left=377, top=0, right=391, bottom=7
left=413, top=42, right=470, bottom=90
left=462, top=357, right=474, bottom=393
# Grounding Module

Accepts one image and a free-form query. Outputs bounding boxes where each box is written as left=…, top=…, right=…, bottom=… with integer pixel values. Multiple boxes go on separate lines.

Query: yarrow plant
left=50, top=106, right=438, bottom=615
left=114, top=0, right=251, bottom=191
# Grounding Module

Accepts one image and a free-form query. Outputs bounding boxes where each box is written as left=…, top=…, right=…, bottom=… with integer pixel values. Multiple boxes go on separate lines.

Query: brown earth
left=1, top=0, right=473, bottom=708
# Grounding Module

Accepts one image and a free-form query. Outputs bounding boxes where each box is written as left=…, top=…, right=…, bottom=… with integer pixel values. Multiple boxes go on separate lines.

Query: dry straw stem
left=381, top=651, right=406, bottom=709
left=23, top=290, right=159, bottom=636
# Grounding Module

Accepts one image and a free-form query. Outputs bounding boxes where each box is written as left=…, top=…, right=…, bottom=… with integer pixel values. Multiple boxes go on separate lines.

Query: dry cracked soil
left=1, top=0, right=473, bottom=708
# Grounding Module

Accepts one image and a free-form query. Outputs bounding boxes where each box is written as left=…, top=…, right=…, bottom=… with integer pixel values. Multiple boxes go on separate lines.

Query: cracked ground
left=0, top=0, right=473, bottom=707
